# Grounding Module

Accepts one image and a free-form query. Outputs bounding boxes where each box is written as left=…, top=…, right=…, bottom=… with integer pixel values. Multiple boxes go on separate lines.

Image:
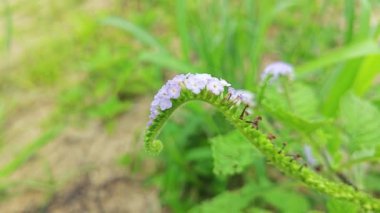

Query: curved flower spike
left=147, top=73, right=233, bottom=126
left=144, top=73, right=380, bottom=211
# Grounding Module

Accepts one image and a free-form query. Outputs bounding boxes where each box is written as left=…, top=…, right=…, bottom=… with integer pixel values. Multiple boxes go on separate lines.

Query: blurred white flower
left=261, top=61, right=295, bottom=82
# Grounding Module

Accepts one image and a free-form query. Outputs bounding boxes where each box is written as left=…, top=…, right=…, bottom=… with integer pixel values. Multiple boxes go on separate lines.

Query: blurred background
left=0, top=0, right=380, bottom=212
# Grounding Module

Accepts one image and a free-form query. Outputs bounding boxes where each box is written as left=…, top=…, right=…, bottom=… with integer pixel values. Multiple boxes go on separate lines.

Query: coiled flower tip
left=147, top=73, right=254, bottom=126
left=261, top=61, right=295, bottom=82
left=145, top=139, right=163, bottom=155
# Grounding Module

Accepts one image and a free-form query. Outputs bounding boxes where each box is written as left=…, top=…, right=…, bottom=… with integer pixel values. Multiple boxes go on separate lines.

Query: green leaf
left=263, top=82, right=325, bottom=132
left=321, top=59, right=361, bottom=117
left=327, top=198, right=359, bottom=213
left=289, top=83, right=319, bottom=119
left=262, top=188, right=310, bottom=213
left=189, top=183, right=258, bottom=213
left=339, top=93, right=380, bottom=152
left=210, top=130, right=258, bottom=176
left=364, top=173, right=380, bottom=192
left=344, top=0, right=355, bottom=44
left=357, top=0, right=371, bottom=41
left=263, top=101, right=325, bottom=132
left=353, top=55, right=380, bottom=96
left=266, top=83, right=319, bottom=119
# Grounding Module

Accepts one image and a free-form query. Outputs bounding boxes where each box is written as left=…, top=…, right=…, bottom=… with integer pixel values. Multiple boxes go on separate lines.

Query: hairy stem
left=144, top=90, right=380, bottom=211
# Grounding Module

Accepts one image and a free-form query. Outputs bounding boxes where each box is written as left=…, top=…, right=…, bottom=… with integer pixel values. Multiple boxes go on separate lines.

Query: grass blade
left=0, top=125, right=64, bottom=178
left=344, top=0, right=355, bottom=44
left=297, top=39, right=380, bottom=73
left=176, top=0, right=191, bottom=61
left=101, top=16, right=166, bottom=52
left=353, top=55, right=380, bottom=96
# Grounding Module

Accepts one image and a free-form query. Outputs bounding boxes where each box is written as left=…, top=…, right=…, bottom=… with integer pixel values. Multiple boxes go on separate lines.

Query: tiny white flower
left=159, top=98, right=172, bottom=110
left=261, top=61, right=294, bottom=82
left=228, top=87, right=255, bottom=106
left=207, top=78, right=224, bottom=95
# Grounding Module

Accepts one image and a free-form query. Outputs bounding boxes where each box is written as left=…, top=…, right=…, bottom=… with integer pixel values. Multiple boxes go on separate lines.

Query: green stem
left=144, top=90, right=380, bottom=211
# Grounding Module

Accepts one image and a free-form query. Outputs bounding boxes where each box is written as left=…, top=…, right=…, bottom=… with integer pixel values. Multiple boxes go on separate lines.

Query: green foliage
left=190, top=183, right=258, bottom=213
left=353, top=55, right=380, bottom=96
left=106, top=1, right=324, bottom=89
left=327, top=198, right=359, bottom=213
left=263, top=82, right=322, bottom=132
left=210, top=130, right=258, bottom=176
left=339, top=93, right=380, bottom=152
left=87, top=97, right=132, bottom=120
left=56, top=20, right=162, bottom=122
left=297, top=39, right=380, bottom=74
left=262, top=188, right=310, bottom=213
left=151, top=108, right=228, bottom=212
left=192, top=183, right=312, bottom=213
left=321, top=59, right=361, bottom=117
left=137, top=1, right=380, bottom=212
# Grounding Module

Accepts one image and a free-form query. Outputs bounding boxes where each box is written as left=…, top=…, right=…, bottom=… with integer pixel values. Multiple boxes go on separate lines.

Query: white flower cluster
left=261, top=61, right=295, bottom=82
left=148, top=73, right=233, bottom=126
left=228, top=87, right=255, bottom=106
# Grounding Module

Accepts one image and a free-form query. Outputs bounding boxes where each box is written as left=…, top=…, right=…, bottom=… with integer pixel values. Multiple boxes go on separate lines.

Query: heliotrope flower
left=166, top=81, right=181, bottom=99
left=261, top=61, right=295, bottom=82
left=228, top=87, right=255, bottom=106
left=184, top=74, right=211, bottom=94
left=207, top=78, right=225, bottom=95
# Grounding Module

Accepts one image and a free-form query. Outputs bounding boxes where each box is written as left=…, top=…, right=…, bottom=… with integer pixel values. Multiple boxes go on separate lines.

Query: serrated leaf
left=189, top=183, right=258, bottom=213
left=339, top=93, right=380, bottom=152
left=263, top=101, right=326, bottom=132
left=210, top=130, right=258, bottom=176
left=263, top=83, right=325, bottom=132
left=290, top=83, right=319, bottom=119
left=265, top=82, right=319, bottom=118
